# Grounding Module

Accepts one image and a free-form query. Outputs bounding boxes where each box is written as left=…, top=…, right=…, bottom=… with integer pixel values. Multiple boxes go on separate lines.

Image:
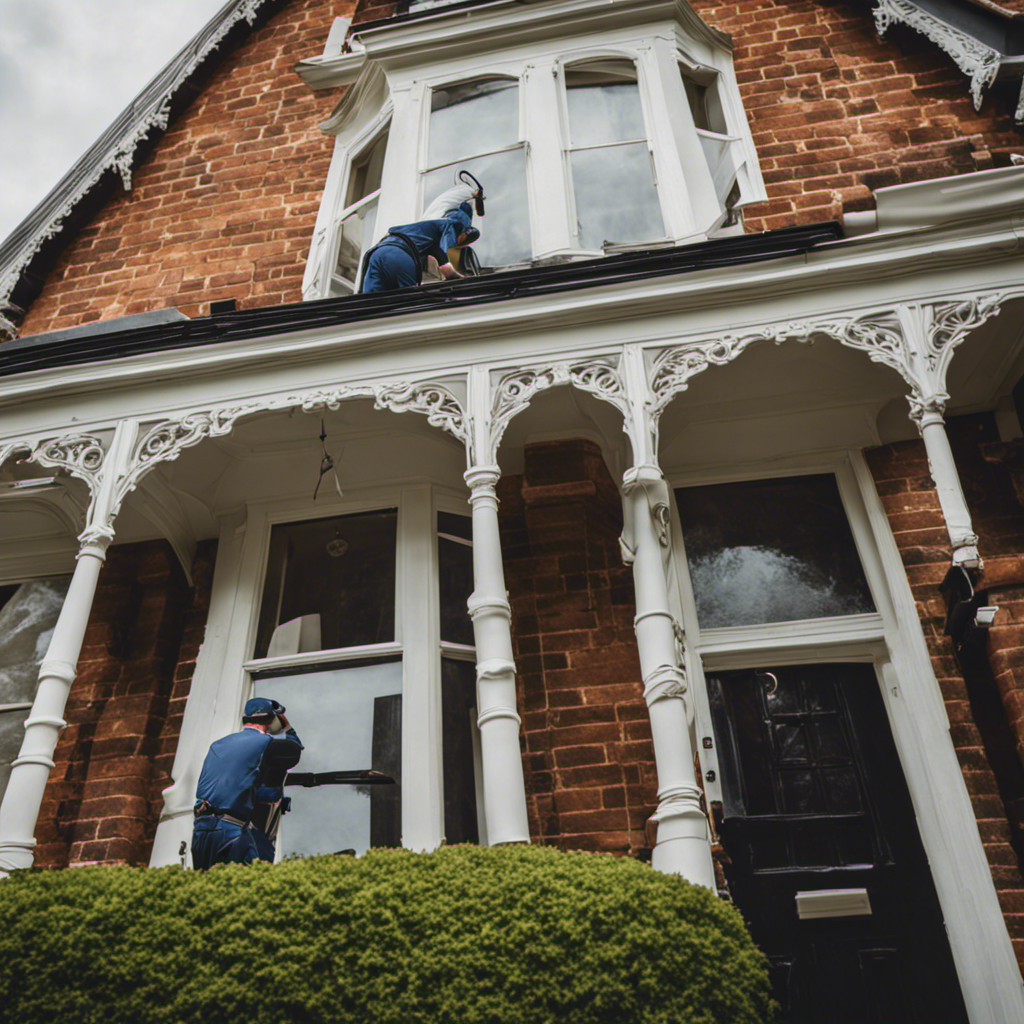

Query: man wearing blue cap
left=191, top=697, right=303, bottom=870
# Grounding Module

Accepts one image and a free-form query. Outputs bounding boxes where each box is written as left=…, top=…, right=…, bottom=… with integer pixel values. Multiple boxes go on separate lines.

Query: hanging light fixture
left=326, top=527, right=349, bottom=558
left=313, top=418, right=344, bottom=501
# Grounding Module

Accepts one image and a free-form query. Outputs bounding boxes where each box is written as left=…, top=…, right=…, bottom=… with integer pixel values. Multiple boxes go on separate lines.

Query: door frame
left=664, top=447, right=1024, bottom=1024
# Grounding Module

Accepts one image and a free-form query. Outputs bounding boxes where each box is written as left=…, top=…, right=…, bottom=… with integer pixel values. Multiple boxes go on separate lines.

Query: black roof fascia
left=0, top=222, right=842, bottom=379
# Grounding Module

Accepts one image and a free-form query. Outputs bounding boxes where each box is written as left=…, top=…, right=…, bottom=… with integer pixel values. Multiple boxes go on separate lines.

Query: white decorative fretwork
left=873, top=0, right=1003, bottom=114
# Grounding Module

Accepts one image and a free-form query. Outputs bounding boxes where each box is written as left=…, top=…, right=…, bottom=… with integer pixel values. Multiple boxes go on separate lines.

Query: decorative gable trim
left=0, top=0, right=284, bottom=341
left=873, top=0, right=1024, bottom=121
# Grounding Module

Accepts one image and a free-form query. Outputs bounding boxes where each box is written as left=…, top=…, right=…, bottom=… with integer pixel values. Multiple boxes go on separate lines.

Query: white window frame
left=304, top=0, right=769, bottom=296
left=665, top=448, right=1023, bottom=1020
left=154, top=481, right=485, bottom=862
left=558, top=55, right=668, bottom=256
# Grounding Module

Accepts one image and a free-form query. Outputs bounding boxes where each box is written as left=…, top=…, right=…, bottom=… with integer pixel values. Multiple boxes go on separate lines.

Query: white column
left=464, top=464, right=530, bottom=845
left=915, top=405, right=981, bottom=569
left=0, top=420, right=137, bottom=877
left=623, top=464, right=715, bottom=888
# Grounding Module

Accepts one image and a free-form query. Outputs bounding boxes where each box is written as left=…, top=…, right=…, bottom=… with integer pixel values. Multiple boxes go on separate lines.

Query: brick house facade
left=2, top=0, right=1024, bottom=1019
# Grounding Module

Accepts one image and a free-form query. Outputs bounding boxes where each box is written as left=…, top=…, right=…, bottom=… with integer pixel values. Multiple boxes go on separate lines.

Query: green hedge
left=0, top=844, right=772, bottom=1024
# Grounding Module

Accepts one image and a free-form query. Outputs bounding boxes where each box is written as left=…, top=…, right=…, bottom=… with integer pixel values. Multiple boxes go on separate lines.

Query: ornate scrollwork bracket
left=873, top=0, right=1002, bottom=113
left=487, top=357, right=632, bottom=466
left=648, top=321, right=818, bottom=452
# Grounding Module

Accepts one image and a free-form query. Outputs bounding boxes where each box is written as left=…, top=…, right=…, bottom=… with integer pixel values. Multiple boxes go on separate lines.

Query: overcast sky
left=0, top=0, right=231, bottom=244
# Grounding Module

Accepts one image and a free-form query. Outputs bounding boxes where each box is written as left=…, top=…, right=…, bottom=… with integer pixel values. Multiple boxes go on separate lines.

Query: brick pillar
left=498, top=439, right=658, bottom=857
left=33, top=540, right=214, bottom=869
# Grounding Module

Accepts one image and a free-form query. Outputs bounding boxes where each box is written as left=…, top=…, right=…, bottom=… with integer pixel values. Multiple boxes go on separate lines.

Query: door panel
left=708, top=662, right=968, bottom=1024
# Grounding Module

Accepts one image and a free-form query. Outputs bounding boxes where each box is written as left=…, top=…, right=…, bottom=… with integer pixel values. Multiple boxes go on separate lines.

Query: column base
left=650, top=795, right=715, bottom=889
left=0, top=837, right=36, bottom=878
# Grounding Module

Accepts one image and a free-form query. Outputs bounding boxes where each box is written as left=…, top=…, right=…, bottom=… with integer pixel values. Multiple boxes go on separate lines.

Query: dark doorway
left=707, top=662, right=968, bottom=1024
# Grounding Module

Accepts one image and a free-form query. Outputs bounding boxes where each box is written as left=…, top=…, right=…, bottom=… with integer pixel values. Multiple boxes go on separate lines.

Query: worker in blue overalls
left=191, top=697, right=303, bottom=869
left=360, top=176, right=484, bottom=294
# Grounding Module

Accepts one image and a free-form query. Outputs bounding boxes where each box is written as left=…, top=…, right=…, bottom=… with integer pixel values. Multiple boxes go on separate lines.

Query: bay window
left=308, top=0, right=768, bottom=292
left=242, top=496, right=481, bottom=858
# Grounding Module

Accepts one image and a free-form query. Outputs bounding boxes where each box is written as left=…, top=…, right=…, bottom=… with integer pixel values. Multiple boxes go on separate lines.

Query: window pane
left=676, top=474, right=875, bottom=629
left=424, top=148, right=531, bottom=267
left=345, top=131, right=388, bottom=207
left=0, top=578, right=71, bottom=704
left=428, top=79, right=518, bottom=167
left=570, top=143, right=663, bottom=249
left=566, top=69, right=646, bottom=147
left=0, top=708, right=30, bottom=807
left=438, top=510, right=472, bottom=541
left=254, top=510, right=397, bottom=659
left=336, top=197, right=378, bottom=283
left=442, top=658, right=480, bottom=844
left=255, top=658, right=402, bottom=857
left=439, top=510, right=474, bottom=646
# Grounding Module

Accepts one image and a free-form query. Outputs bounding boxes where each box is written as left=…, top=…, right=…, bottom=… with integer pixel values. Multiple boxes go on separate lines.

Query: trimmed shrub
left=0, top=844, right=771, bottom=1024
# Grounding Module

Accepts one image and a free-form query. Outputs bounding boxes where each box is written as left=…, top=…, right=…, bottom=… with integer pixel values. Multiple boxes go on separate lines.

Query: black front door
left=707, top=662, right=968, bottom=1024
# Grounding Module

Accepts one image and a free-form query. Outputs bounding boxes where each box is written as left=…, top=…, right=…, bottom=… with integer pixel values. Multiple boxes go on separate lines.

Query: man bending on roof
left=360, top=181, right=483, bottom=294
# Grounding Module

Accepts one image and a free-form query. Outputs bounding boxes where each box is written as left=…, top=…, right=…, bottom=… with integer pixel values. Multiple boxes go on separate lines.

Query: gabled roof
left=0, top=0, right=291, bottom=340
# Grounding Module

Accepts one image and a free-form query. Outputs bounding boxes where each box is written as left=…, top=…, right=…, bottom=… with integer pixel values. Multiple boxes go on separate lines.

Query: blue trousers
left=362, top=244, right=419, bottom=293
left=192, top=816, right=270, bottom=869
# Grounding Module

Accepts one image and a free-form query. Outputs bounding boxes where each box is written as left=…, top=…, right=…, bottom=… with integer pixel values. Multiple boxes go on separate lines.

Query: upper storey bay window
left=305, top=0, right=766, bottom=295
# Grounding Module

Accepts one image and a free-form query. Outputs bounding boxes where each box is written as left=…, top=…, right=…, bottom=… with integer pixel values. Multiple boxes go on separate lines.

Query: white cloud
left=0, top=0, right=229, bottom=243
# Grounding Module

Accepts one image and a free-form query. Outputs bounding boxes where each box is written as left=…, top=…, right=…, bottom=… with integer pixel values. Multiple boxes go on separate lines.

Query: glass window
left=335, top=128, right=389, bottom=294
left=254, top=658, right=402, bottom=857
left=676, top=474, right=875, bottom=629
left=564, top=61, right=664, bottom=250
left=423, top=78, right=531, bottom=267
left=441, top=657, right=480, bottom=844
left=681, top=68, right=741, bottom=223
left=253, top=510, right=397, bottom=659
left=0, top=577, right=71, bottom=804
left=438, top=511, right=473, bottom=646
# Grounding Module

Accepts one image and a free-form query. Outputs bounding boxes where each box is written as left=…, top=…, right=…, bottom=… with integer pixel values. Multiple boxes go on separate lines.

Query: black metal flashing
left=0, top=222, right=842, bottom=378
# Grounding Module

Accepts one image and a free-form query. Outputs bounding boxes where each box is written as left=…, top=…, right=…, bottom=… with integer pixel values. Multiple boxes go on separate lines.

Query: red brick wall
left=687, top=0, right=1023, bottom=231
left=866, top=416, right=1024, bottom=972
left=34, top=539, right=216, bottom=869
left=18, top=0, right=354, bottom=338
left=14, top=0, right=1024, bottom=333
left=498, top=440, right=659, bottom=857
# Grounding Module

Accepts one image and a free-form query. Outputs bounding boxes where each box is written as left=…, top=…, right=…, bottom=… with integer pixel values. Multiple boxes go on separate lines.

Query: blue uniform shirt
left=194, top=725, right=303, bottom=821
left=387, top=202, right=473, bottom=263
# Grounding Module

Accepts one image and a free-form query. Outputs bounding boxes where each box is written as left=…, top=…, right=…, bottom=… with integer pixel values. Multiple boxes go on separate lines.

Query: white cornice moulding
left=294, top=50, right=367, bottom=90
left=354, top=0, right=729, bottom=73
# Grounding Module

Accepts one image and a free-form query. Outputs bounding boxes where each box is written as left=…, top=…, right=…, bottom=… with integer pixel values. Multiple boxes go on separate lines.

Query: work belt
left=358, top=230, right=424, bottom=291
left=194, top=801, right=249, bottom=828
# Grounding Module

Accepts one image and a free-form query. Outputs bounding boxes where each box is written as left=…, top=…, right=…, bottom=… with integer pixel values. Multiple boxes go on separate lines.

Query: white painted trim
left=150, top=476, right=484, bottom=866
left=664, top=448, right=1024, bottom=1023
left=849, top=449, right=1024, bottom=1024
